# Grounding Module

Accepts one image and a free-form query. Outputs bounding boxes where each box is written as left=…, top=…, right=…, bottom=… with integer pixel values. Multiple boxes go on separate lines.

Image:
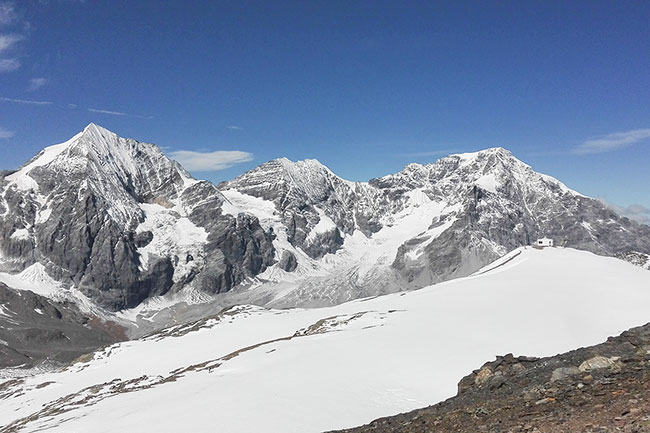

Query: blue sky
left=0, top=1, right=649, bottom=218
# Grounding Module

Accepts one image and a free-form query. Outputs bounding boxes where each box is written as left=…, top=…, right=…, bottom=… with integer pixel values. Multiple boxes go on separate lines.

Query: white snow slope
left=2, top=247, right=650, bottom=433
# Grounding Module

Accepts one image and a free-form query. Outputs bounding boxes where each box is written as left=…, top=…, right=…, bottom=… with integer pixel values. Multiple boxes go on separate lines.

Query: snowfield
left=2, top=247, right=650, bottom=433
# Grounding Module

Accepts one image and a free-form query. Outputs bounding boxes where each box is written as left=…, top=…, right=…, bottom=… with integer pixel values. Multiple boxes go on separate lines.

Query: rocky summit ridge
left=1, top=124, right=274, bottom=310
left=1, top=124, right=649, bottom=313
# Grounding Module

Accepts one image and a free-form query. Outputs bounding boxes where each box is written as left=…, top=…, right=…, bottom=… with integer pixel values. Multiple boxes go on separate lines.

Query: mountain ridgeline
left=0, top=124, right=274, bottom=310
left=1, top=124, right=649, bottom=311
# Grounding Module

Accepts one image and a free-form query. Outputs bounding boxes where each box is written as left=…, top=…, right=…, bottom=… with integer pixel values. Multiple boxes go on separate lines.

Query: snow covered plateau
left=2, top=247, right=650, bottom=432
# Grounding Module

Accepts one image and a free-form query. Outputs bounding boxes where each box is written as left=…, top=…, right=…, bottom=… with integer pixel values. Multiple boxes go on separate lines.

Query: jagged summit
left=0, top=125, right=275, bottom=310
left=449, top=146, right=512, bottom=159
left=6, top=123, right=190, bottom=193
left=83, top=121, right=113, bottom=135
left=2, top=125, right=650, bottom=314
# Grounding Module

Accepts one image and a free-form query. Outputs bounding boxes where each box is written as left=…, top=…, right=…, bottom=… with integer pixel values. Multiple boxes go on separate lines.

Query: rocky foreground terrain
left=333, top=323, right=650, bottom=433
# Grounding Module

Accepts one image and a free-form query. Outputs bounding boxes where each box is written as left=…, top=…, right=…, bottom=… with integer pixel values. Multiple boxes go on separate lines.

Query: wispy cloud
left=0, top=2, right=17, bottom=26
left=28, top=77, right=48, bottom=91
left=0, top=3, right=21, bottom=72
left=88, top=107, right=127, bottom=116
left=601, top=199, right=650, bottom=226
left=0, top=33, right=20, bottom=53
left=575, top=128, right=650, bottom=154
left=168, top=150, right=253, bottom=171
left=88, top=107, right=153, bottom=119
left=0, top=57, right=18, bottom=71
left=226, top=125, right=244, bottom=130
left=1, top=96, right=52, bottom=105
left=67, top=103, right=77, bottom=109
left=0, top=126, right=14, bottom=139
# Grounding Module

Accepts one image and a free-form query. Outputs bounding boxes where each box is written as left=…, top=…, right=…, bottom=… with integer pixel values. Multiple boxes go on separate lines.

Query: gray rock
left=134, top=231, right=154, bottom=248
left=278, top=251, right=298, bottom=272
left=550, top=366, right=580, bottom=382
left=0, top=282, right=123, bottom=368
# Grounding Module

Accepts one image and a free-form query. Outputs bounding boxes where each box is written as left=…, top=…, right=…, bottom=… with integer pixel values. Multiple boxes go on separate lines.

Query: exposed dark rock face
left=278, top=251, right=298, bottom=272
left=0, top=283, right=124, bottom=368
left=332, top=323, right=650, bottom=433
left=195, top=213, right=275, bottom=294
left=617, top=251, right=650, bottom=270
left=219, top=158, right=359, bottom=259
left=0, top=124, right=275, bottom=310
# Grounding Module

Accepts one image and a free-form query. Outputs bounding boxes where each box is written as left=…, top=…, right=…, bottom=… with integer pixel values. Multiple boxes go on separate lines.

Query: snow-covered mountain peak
left=5, top=124, right=194, bottom=196
left=82, top=122, right=117, bottom=139
left=2, top=125, right=649, bottom=315
left=0, top=125, right=276, bottom=310
left=436, top=147, right=524, bottom=174
left=451, top=146, right=513, bottom=161
left=221, top=156, right=356, bottom=206
left=274, top=157, right=346, bottom=182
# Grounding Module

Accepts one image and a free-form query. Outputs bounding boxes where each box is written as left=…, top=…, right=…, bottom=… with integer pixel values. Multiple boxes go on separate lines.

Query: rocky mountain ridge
left=2, top=124, right=649, bottom=313
left=219, top=146, right=650, bottom=307
left=0, top=124, right=274, bottom=310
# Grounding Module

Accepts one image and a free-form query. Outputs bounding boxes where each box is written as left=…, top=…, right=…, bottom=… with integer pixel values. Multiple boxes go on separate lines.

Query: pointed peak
left=82, top=122, right=117, bottom=138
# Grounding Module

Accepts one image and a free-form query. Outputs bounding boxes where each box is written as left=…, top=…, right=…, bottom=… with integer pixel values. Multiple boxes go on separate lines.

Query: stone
left=551, top=366, right=580, bottom=382
left=579, top=356, right=622, bottom=372
left=278, top=251, right=298, bottom=272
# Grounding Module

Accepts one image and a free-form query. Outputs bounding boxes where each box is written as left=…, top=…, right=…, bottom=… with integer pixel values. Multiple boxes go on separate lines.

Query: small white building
left=535, top=237, right=554, bottom=248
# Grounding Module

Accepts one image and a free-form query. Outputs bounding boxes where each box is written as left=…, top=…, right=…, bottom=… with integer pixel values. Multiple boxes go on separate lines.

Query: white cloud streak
left=0, top=34, right=20, bottom=53
left=168, top=150, right=253, bottom=171
left=28, top=77, right=48, bottom=91
left=0, top=126, right=14, bottom=139
left=226, top=125, right=244, bottom=130
left=575, top=129, right=650, bottom=154
left=87, top=107, right=153, bottom=119
left=0, top=96, right=52, bottom=105
left=88, top=107, right=127, bottom=116
left=0, top=3, right=21, bottom=73
left=0, top=57, right=18, bottom=71
left=0, top=2, right=16, bottom=26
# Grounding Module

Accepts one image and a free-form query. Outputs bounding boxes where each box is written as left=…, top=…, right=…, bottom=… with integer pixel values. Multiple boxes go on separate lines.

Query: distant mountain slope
left=0, top=282, right=123, bottom=368
left=219, top=147, right=650, bottom=308
left=2, top=124, right=649, bottom=313
left=2, top=247, right=650, bottom=432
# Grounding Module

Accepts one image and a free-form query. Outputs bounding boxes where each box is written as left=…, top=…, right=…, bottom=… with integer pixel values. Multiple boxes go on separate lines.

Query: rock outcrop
left=332, top=322, right=650, bottom=433
left=0, top=282, right=124, bottom=368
